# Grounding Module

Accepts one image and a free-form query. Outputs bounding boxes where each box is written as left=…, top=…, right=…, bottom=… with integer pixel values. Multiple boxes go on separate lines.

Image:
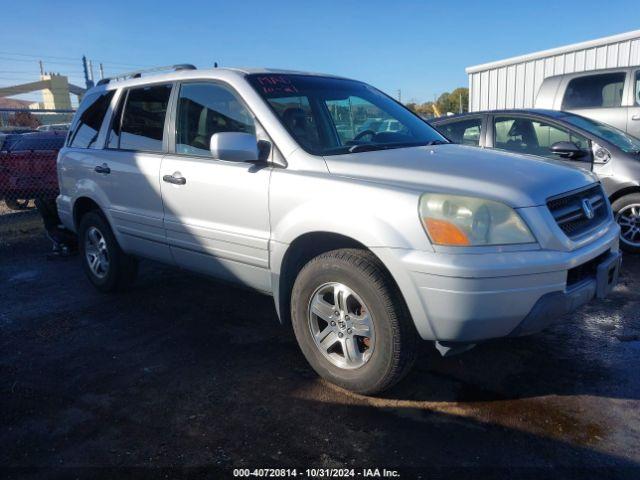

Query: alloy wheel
left=307, top=282, right=375, bottom=370
left=616, top=204, right=640, bottom=248
left=84, top=226, right=110, bottom=279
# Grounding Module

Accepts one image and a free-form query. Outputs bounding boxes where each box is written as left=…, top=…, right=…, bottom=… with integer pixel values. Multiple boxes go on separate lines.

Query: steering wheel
left=353, top=129, right=377, bottom=142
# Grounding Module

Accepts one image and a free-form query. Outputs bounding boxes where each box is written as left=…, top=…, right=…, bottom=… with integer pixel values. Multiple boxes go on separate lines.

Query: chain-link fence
left=0, top=108, right=74, bottom=248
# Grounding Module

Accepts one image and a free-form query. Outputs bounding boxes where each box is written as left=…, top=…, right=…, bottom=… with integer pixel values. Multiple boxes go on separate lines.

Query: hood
left=323, top=144, right=597, bottom=208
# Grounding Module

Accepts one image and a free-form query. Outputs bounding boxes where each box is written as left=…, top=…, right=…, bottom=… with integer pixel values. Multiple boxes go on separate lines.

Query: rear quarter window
left=68, top=90, right=115, bottom=148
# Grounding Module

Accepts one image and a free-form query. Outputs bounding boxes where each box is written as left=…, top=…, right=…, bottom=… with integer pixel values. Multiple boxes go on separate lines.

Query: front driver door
left=160, top=81, right=272, bottom=292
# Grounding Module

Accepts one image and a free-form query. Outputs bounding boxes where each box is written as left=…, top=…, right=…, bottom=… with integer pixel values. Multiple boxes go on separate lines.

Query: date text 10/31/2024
left=233, top=468, right=401, bottom=478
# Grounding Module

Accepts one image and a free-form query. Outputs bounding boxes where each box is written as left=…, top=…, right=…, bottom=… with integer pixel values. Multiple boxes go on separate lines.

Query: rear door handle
left=162, top=173, right=186, bottom=185
left=632, top=114, right=640, bottom=121
left=94, top=163, right=110, bottom=174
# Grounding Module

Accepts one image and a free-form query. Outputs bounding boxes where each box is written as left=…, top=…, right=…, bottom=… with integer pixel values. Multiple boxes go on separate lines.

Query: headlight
left=419, top=193, right=535, bottom=246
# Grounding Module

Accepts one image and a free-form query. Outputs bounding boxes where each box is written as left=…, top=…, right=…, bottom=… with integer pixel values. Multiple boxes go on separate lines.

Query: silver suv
left=58, top=66, right=621, bottom=394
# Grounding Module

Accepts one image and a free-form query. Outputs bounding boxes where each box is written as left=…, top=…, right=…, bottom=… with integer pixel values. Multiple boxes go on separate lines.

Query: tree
left=8, top=111, right=40, bottom=128
left=404, top=87, right=469, bottom=117
left=437, top=88, right=469, bottom=115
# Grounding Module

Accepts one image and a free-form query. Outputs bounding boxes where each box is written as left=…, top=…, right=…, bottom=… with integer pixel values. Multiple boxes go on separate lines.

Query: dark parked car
left=431, top=109, right=640, bottom=253
left=0, top=131, right=66, bottom=210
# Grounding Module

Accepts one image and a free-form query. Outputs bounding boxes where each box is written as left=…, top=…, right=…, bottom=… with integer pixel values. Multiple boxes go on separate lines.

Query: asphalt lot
left=1, top=215, right=640, bottom=479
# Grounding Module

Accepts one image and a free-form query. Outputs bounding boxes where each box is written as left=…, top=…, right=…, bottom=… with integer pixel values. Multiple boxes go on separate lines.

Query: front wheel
left=78, top=211, right=138, bottom=292
left=612, top=193, right=640, bottom=254
left=290, top=249, right=417, bottom=395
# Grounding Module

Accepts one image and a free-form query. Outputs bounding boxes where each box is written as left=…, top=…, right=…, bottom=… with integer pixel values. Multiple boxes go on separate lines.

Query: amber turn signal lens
left=423, top=218, right=470, bottom=246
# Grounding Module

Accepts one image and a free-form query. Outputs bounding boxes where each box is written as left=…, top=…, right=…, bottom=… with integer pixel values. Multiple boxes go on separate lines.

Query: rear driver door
left=100, top=83, right=174, bottom=263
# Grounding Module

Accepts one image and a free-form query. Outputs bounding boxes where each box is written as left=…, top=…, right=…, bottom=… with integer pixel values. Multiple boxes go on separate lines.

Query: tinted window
left=437, top=118, right=482, bottom=146
left=118, top=84, right=172, bottom=152
left=562, top=73, right=626, bottom=109
left=247, top=74, right=446, bottom=156
left=494, top=116, right=589, bottom=158
left=175, top=82, right=255, bottom=156
left=635, top=70, right=640, bottom=106
left=12, top=134, right=66, bottom=151
left=68, top=90, right=114, bottom=148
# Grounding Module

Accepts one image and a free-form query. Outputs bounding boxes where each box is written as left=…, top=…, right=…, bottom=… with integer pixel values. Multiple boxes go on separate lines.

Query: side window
left=438, top=118, right=482, bottom=146
left=562, top=73, right=626, bottom=109
left=494, top=116, right=589, bottom=158
left=635, top=71, right=640, bottom=106
left=68, top=90, right=114, bottom=148
left=175, top=82, right=255, bottom=156
left=118, top=84, right=172, bottom=152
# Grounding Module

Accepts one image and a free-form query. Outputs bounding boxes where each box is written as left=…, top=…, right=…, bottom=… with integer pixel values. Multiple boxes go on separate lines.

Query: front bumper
left=509, top=250, right=621, bottom=337
left=372, top=221, right=621, bottom=342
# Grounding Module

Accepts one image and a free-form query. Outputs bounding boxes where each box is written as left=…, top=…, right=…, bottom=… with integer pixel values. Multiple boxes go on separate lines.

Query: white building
left=466, top=30, right=640, bottom=112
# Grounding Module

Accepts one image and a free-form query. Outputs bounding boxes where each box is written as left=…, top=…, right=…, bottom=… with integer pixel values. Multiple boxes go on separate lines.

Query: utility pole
left=39, top=60, right=44, bottom=76
left=89, top=60, right=94, bottom=83
left=99, top=63, right=105, bottom=80
left=397, top=89, right=402, bottom=103
left=459, top=92, right=463, bottom=113
left=82, top=55, right=94, bottom=89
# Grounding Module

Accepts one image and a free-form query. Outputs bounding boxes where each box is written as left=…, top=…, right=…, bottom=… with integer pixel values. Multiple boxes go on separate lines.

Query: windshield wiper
left=426, top=140, right=449, bottom=146
left=348, top=141, right=443, bottom=153
left=348, top=143, right=388, bottom=153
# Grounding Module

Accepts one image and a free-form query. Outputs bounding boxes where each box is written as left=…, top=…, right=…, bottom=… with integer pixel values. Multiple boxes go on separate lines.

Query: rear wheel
left=78, top=211, right=138, bottom=292
left=291, top=249, right=417, bottom=395
left=612, top=193, right=640, bottom=254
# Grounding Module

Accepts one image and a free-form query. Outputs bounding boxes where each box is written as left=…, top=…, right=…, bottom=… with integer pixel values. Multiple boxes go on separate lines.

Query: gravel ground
left=1, top=228, right=639, bottom=479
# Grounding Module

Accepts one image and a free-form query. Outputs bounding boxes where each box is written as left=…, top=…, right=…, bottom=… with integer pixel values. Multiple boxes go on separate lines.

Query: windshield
left=247, top=74, right=447, bottom=155
left=561, top=113, right=640, bottom=154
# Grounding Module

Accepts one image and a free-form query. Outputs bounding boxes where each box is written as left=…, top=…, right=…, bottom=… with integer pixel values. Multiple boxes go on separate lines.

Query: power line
left=0, top=51, right=153, bottom=68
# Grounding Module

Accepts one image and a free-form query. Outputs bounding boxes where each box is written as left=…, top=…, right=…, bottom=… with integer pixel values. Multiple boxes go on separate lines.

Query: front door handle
left=162, top=172, right=186, bottom=185
left=94, top=163, right=110, bottom=174
left=632, top=114, right=640, bottom=121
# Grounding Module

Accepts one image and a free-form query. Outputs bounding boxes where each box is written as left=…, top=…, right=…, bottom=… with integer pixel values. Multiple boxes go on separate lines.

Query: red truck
left=0, top=131, right=66, bottom=210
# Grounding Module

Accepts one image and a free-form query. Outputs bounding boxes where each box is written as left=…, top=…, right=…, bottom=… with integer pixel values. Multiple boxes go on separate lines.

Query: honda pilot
left=57, top=66, right=621, bottom=394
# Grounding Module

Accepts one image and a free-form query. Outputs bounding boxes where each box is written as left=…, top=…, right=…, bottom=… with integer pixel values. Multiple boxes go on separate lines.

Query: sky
left=1, top=0, right=638, bottom=105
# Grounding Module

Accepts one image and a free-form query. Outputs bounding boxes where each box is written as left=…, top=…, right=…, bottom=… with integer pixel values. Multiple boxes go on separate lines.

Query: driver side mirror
left=550, top=141, right=586, bottom=159
left=210, top=132, right=260, bottom=162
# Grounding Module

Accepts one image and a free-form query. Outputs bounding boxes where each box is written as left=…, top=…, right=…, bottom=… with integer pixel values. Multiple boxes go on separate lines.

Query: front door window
left=494, top=116, right=589, bottom=159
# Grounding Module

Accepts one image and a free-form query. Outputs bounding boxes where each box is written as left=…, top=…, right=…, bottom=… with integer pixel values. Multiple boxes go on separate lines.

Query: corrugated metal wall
left=467, top=30, right=640, bottom=112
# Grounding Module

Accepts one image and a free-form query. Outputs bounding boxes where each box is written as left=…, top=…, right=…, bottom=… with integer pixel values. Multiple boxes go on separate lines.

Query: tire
left=612, top=193, right=640, bottom=254
left=78, top=211, right=138, bottom=292
left=5, top=198, right=31, bottom=210
left=290, top=248, right=417, bottom=395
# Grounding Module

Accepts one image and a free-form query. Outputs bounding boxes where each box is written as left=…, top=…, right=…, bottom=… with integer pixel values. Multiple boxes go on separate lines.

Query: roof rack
left=96, top=64, right=197, bottom=86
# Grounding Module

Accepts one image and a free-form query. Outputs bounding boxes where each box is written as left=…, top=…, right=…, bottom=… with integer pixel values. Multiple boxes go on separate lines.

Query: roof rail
left=96, top=64, right=197, bottom=86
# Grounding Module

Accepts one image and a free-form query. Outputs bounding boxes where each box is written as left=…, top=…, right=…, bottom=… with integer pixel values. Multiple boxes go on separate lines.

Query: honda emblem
left=582, top=198, right=595, bottom=220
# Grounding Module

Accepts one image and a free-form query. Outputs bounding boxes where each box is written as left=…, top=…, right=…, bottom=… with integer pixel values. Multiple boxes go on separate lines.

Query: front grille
left=547, top=184, right=608, bottom=239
